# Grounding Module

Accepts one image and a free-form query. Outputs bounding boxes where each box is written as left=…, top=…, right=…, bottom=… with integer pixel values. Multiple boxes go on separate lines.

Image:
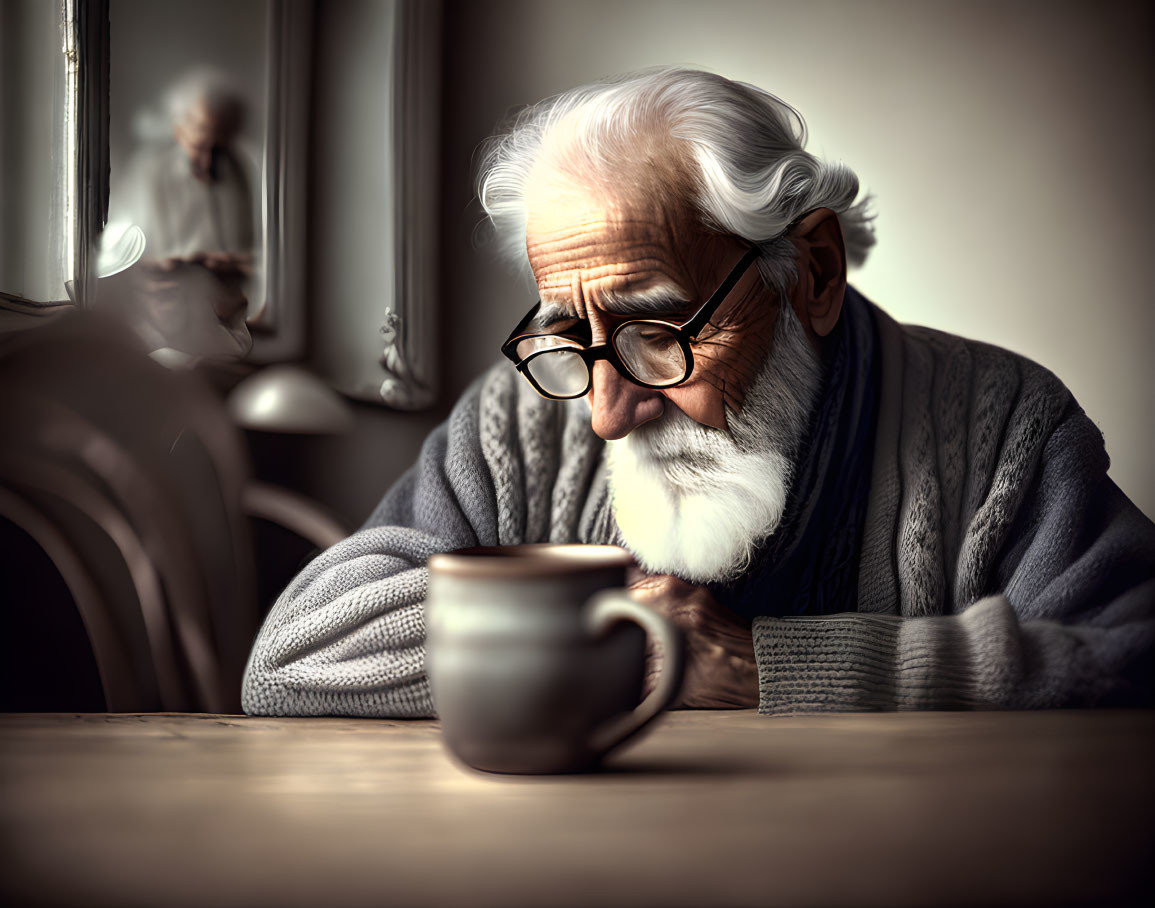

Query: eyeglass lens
left=521, top=321, right=689, bottom=396
left=527, top=348, right=590, bottom=397
left=613, top=322, right=687, bottom=384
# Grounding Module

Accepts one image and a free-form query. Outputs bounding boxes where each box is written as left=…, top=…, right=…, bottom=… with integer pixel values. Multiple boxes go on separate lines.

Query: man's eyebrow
left=598, top=282, right=692, bottom=316
left=535, top=280, right=692, bottom=325
left=535, top=301, right=579, bottom=325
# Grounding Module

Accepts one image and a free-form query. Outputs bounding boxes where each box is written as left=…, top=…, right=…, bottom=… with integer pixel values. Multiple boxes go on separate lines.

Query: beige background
left=430, top=0, right=1153, bottom=521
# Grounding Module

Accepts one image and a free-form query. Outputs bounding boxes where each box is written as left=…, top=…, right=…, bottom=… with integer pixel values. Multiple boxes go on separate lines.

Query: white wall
left=439, top=0, right=1155, bottom=519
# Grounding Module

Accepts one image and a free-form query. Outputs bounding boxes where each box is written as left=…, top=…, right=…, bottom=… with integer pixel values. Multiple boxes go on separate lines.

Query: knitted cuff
left=753, top=611, right=980, bottom=714
left=754, top=614, right=902, bottom=714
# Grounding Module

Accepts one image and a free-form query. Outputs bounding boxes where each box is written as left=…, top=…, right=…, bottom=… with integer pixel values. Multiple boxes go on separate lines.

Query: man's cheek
left=668, top=342, right=761, bottom=426
left=665, top=381, right=729, bottom=432
left=698, top=339, right=763, bottom=406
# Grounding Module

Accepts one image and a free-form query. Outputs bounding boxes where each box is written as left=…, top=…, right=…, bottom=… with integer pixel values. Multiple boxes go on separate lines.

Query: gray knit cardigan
left=241, top=304, right=1155, bottom=717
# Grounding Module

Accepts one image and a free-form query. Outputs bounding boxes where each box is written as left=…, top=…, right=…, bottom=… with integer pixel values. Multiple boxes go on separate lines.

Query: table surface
left=1, top=710, right=1152, bottom=907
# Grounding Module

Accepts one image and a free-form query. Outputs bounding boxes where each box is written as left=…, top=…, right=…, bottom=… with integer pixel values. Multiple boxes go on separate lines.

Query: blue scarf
left=710, top=286, right=880, bottom=618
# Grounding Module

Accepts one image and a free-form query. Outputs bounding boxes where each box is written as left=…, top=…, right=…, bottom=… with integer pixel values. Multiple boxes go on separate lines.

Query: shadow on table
left=599, top=757, right=764, bottom=777
left=463, top=754, right=769, bottom=781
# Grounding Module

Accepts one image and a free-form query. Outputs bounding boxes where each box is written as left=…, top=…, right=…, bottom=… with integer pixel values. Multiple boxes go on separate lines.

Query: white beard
left=606, top=303, right=822, bottom=583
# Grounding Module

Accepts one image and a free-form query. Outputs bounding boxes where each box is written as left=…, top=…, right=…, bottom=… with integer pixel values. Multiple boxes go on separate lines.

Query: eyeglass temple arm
left=501, top=301, right=542, bottom=360
left=682, top=246, right=762, bottom=337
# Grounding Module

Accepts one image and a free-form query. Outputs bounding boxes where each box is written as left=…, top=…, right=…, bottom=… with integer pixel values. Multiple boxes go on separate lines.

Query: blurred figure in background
left=104, top=68, right=256, bottom=363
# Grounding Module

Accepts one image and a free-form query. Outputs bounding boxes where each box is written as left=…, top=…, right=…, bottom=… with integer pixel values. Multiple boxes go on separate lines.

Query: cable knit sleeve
left=241, top=365, right=606, bottom=718
left=240, top=377, right=494, bottom=717
left=753, top=314, right=1155, bottom=713
left=753, top=486, right=1155, bottom=712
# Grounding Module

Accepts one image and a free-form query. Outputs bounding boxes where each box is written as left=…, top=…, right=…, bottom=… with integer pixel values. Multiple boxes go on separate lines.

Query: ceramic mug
left=426, top=544, right=684, bottom=774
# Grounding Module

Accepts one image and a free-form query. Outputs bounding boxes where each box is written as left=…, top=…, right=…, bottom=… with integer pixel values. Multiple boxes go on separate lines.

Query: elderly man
left=108, top=69, right=255, bottom=361
left=242, top=69, right=1154, bottom=717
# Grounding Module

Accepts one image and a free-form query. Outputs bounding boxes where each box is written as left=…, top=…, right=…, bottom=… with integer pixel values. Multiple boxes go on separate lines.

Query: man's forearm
left=241, top=526, right=445, bottom=718
left=752, top=592, right=1155, bottom=714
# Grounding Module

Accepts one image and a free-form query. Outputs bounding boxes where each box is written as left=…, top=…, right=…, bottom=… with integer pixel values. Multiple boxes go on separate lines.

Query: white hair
left=478, top=67, right=875, bottom=299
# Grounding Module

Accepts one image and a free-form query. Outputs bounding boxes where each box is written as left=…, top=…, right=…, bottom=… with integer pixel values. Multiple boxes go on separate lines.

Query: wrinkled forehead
left=524, top=167, right=697, bottom=307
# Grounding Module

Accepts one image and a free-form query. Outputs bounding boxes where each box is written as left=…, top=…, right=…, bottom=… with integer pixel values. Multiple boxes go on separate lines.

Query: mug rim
left=428, top=544, right=633, bottom=578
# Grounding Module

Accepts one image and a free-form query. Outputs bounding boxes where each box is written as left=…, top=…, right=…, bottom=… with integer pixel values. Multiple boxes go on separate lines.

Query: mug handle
left=583, top=589, right=685, bottom=756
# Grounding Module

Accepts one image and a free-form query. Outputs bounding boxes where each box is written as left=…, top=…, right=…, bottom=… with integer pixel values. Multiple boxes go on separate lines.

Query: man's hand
left=187, top=250, right=255, bottom=279
left=139, top=257, right=249, bottom=321
left=628, top=570, right=759, bottom=709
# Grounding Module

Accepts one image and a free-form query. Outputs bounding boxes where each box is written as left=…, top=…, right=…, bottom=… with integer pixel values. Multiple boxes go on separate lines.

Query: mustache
left=629, top=406, right=727, bottom=458
left=622, top=406, right=733, bottom=489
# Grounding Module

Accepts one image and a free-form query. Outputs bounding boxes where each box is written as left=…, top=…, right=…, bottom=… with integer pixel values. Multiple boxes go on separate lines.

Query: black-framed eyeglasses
left=501, top=245, right=762, bottom=400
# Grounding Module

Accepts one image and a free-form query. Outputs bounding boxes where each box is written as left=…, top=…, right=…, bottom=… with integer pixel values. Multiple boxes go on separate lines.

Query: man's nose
left=587, top=360, right=665, bottom=440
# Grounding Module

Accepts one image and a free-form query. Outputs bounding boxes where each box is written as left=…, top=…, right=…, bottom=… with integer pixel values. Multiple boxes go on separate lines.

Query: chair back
left=0, top=313, right=258, bottom=712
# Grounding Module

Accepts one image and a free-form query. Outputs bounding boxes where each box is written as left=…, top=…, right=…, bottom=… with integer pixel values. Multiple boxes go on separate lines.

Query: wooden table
left=1, top=710, right=1152, bottom=907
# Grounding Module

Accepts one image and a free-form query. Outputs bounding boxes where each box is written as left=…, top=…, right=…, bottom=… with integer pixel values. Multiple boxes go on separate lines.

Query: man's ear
left=787, top=208, right=847, bottom=338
